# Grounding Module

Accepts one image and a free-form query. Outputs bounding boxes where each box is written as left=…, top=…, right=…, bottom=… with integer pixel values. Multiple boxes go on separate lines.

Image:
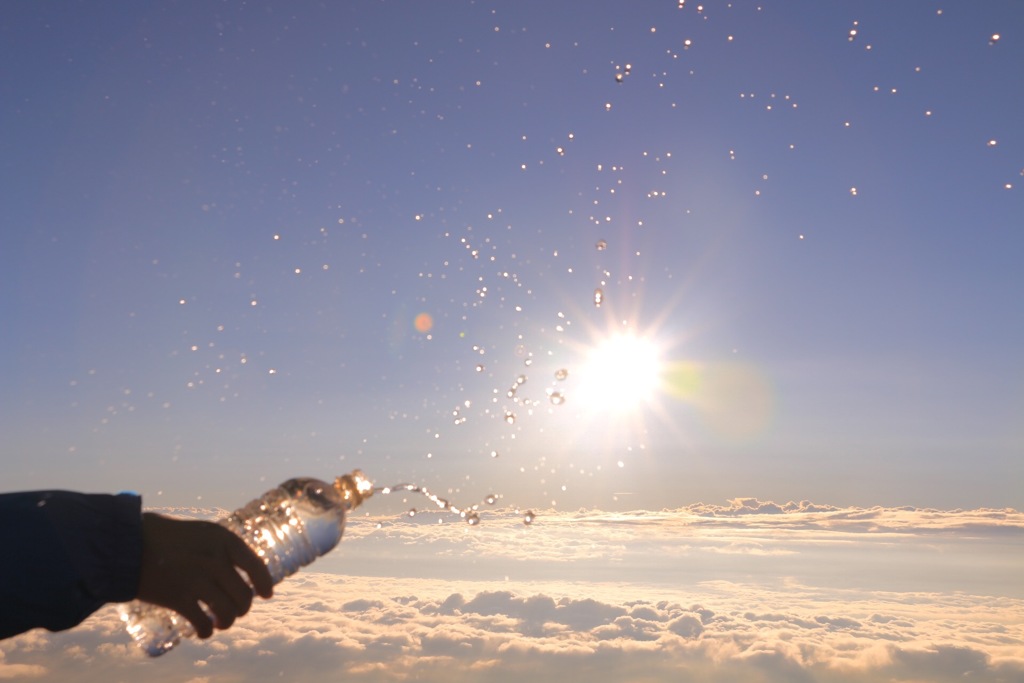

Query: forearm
left=0, top=490, right=143, bottom=639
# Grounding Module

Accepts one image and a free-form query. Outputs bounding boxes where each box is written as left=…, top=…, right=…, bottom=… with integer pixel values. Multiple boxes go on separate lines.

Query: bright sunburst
left=574, top=332, right=664, bottom=413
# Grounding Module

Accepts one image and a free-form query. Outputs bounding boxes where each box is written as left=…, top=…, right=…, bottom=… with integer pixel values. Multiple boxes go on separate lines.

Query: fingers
left=198, top=531, right=271, bottom=631
left=216, top=564, right=255, bottom=618
left=226, top=533, right=275, bottom=599
left=186, top=574, right=247, bottom=635
left=178, top=600, right=215, bottom=639
left=202, top=587, right=241, bottom=631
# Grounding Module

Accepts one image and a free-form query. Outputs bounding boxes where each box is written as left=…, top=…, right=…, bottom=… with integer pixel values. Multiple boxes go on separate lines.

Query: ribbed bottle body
left=222, top=477, right=346, bottom=582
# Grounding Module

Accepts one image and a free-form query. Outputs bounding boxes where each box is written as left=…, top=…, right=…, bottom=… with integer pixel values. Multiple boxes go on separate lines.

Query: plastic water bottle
left=119, top=470, right=373, bottom=656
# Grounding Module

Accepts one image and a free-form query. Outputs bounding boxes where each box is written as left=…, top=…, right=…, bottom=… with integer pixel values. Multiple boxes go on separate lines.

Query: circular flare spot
left=414, top=312, right=434, bottom=333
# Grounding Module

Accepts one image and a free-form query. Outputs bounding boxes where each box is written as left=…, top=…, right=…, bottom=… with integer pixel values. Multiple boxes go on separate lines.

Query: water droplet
left=466, top=512, right=481, bottom=525
left=485, top=494, right=497, bottom=505
left=523, top=511, right=535, bottom=525
left=407, top=509, right=417, bottom=517
left=594, top=288, right=604, bottom=307
left=504, top=412, right=516, bottom=425
left=516, top=375, right=527, bottom=385
left=990, top=33, right=1000, bottom=45
left=555, top=368, right=568, bottom=381
left=490, top=450, right=499, bottom=458
left=476, top=364, right=485, bottom=372
left=549, top=391, right=565, bottom=405
left=596, top=239, right=607, bottom=251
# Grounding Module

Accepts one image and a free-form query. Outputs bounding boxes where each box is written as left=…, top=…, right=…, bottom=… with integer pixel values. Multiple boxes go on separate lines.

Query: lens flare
left=414, top=312, right=433, bottom=333
left=665, top=361, right=774, bottom=440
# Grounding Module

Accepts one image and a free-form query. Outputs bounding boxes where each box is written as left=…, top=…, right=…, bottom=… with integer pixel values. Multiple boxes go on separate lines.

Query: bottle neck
left=335, top=470, right=374, bottom=510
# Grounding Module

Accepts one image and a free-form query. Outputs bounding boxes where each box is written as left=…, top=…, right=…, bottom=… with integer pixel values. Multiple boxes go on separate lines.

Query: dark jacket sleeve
left=0, top=490, right=143, bottom=640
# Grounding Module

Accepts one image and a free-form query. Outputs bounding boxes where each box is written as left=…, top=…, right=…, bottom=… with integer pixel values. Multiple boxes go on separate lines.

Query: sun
left=574, top=332, right=664, bottom=413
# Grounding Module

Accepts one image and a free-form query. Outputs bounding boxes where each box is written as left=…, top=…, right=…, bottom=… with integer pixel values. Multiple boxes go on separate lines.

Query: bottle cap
left=335, top=470, right=374, bottom=510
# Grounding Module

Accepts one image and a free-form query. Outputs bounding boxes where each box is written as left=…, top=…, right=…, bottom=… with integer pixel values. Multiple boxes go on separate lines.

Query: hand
left=136, top=513, right=274, bottom=638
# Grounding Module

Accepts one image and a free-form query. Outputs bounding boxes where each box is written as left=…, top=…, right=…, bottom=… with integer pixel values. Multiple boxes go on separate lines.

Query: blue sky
left=2, top=3, right=1023, bottom=681
left=2, top=3, right=1022, bottom=510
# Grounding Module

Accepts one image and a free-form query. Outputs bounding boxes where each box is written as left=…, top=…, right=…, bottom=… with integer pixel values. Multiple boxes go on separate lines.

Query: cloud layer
left=2, top=501, right=1022, bottom=682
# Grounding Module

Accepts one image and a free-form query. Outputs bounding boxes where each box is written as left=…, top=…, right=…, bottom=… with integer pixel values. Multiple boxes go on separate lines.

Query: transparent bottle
left=119, top=470, right=373, bottom=656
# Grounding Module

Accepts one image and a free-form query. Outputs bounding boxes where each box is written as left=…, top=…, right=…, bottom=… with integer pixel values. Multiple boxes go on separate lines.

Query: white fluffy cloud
left=2, top=501, right=1022, bottom=682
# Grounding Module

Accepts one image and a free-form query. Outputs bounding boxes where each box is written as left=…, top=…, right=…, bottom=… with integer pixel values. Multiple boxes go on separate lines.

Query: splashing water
left=376, top=483, right=483, bottom=525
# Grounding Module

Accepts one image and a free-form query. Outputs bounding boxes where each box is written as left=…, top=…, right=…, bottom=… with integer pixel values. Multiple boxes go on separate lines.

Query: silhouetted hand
left=136, top=513, right=274, bottom=638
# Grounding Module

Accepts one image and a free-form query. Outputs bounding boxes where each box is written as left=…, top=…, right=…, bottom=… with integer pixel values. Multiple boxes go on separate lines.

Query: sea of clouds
left=2, top=501, right=1022, bottom=682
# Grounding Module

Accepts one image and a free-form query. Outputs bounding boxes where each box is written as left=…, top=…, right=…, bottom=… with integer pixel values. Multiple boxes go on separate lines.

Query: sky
left=1, top=1, right=1023, bottom=681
